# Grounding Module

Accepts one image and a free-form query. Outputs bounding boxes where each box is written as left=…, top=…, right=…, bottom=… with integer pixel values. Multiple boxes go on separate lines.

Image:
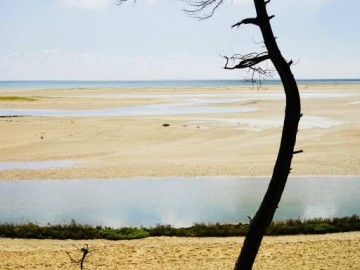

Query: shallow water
left=0, top=103, right=256, bottom=117
left=179, top=116, right=343, bottom=130
left=1, top=90, right=355, bottom=118
left=0, top=176, right=358, bottom=227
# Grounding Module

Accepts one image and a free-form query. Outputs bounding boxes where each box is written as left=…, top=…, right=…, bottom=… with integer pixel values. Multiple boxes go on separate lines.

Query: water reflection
left=0, top=176, right=358, bottom=227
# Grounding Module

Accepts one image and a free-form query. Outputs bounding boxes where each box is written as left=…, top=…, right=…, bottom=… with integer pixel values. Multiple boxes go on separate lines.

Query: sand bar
left=0, top=84, right=359, bottom=180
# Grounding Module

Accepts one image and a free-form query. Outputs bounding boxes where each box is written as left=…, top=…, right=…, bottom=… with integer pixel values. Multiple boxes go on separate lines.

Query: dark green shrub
left=0, top=215, right=359, bottom=240
left=98, top=227, right=149, bottom=240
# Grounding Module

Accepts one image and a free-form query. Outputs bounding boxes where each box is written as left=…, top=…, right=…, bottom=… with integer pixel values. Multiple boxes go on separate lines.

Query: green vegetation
left=98, top=227, right=150, bottom=240
left=0, top=220, right=149, bottom=240
left=149, top=215, right=360, bottom=237
left=266, top=215, right=360, bottom=235
left=0, top=216, right=359, bottom=240
left=148, top=223, right=249, bottom=237
left=0, top=96, right=37, bottom=101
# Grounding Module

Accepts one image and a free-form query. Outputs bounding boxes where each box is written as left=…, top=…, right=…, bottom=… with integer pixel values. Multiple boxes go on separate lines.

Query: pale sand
left=0, top=85, right=360, bottom=269
left=0, top=232, right=359, bottom=269
left=0, top=84, right=360, bottom=180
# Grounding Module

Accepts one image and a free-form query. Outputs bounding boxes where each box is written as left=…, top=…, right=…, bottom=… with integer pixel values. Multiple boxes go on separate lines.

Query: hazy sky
left=1, top=0, right=359, bottom=80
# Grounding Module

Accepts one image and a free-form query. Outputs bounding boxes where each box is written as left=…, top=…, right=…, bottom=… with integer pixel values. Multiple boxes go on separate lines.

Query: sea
left=0, top=79, right=359, bottom=90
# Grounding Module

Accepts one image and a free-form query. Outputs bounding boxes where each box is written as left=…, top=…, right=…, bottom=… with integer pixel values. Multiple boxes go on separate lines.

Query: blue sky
left=0, top=0, right=359, bottom=80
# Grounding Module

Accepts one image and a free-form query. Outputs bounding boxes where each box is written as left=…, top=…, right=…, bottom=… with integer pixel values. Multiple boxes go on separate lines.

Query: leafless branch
left=252, top=37, right=265, bottom=47
left=182, top=0, right=224, bottom=20
left=223, top=52, right=274, bottom=85
left=224, top=52, right=270, bottom=70
left=231, top=18, right=259, bottom=28
left=66, top=244, right=91, bottom=270
left=114, top=0, right=136, bottom=5
left=66, top=251, right=79, bottom=264
left=291, top=58, right=301, bottom=67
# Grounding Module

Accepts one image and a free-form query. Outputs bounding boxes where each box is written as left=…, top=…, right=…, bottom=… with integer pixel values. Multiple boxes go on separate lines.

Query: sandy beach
left=0, top=232, right=359, bottom=270
left=1, top=83, right=359, bottom=269
left=0, top=84, right=359, bottom=180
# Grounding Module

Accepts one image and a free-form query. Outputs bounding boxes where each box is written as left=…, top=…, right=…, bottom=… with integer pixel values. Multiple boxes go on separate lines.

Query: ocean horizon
left=1, top=79, right=360, bottom=90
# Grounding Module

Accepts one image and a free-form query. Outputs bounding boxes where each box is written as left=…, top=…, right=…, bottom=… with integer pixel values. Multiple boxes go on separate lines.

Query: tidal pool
left=0, top=176, right=359, bottom=227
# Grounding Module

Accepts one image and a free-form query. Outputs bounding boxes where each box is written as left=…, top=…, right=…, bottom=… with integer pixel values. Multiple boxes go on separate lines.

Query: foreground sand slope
left=1, top=85, right=359, bottom=179
left=0, top=232, right=359, bottom=270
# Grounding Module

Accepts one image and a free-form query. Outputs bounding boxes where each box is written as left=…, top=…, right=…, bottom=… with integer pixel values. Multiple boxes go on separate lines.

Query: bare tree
left=186, top=0, right=302, bottom=269
left=118, top=0, right=301, bottom=269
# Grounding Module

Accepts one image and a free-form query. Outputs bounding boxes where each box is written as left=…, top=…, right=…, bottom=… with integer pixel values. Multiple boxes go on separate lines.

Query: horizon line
left=1, top=78, right=360, bottom=82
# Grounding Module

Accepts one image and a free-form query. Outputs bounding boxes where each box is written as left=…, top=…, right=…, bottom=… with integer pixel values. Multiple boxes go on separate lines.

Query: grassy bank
left=0, top=216, right=359, bottom=240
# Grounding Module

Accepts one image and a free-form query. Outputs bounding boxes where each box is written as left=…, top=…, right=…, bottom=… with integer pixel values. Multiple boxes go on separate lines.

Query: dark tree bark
left=232, top=1, right=302, bottom=269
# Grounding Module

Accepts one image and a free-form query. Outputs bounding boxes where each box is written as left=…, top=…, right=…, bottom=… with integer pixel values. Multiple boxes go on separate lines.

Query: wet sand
left=0, top=84, right=359, bottom=180
left=0, top=232, right=359, bottom=270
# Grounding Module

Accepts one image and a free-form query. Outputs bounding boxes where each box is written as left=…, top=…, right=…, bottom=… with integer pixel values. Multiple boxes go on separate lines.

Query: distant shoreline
left=1, top=78, right=360, bottom=90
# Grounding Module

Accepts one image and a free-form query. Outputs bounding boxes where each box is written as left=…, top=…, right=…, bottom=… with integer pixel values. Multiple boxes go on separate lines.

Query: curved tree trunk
left=234, top=0, right=302, bottom=269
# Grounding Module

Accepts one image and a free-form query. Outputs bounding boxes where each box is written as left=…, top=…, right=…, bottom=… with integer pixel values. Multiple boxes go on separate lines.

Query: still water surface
left=0, top=103, right=254, bottom=117
left=0, top=176, right=359, bottom=227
